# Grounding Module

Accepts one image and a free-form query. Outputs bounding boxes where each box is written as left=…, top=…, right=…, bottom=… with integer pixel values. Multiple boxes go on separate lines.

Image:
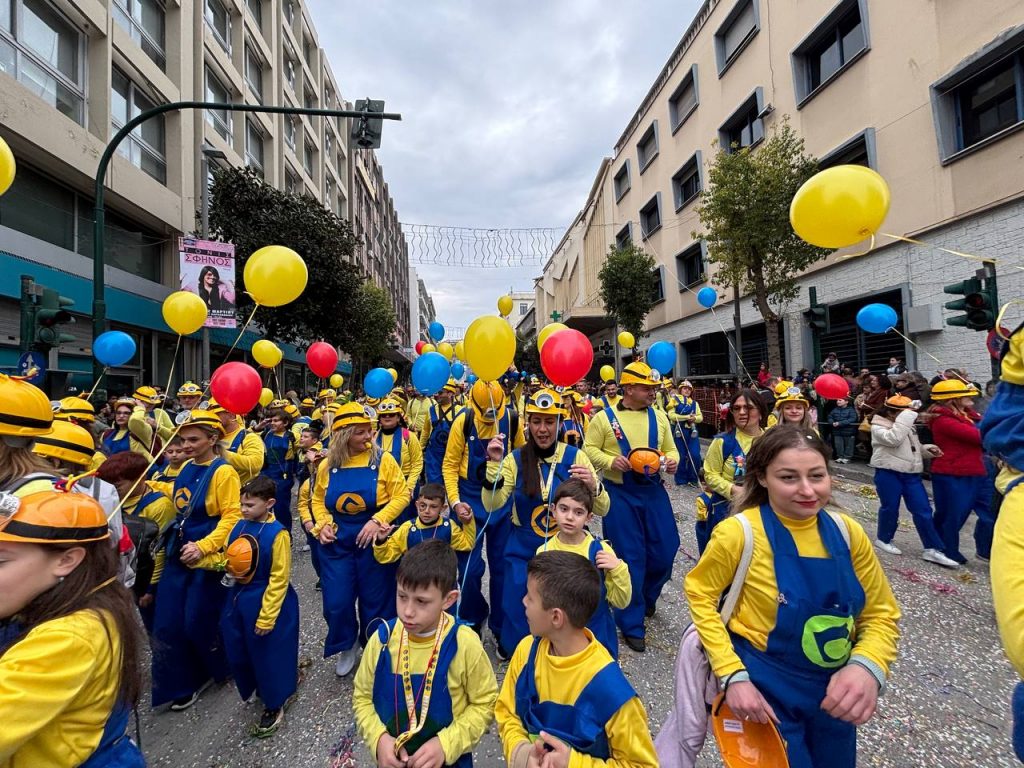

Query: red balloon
left=540, top=329, right=594, bottom=387
left=306, top=341, right=339, bottom=379
left=814, top=373, right=849, bottom=400
left=415, top=340, right=426, bottom=355
left=209, top=362, right=262, bottom=415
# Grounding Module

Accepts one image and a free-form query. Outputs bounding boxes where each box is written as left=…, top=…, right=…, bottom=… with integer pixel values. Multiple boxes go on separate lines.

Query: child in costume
left=374, top=482, right=476, bottom=564
left=152, top=434, right=187, bottom=481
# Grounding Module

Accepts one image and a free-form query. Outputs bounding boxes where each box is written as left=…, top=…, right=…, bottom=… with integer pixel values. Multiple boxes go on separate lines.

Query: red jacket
left=929, top=405, right=985, bottom=476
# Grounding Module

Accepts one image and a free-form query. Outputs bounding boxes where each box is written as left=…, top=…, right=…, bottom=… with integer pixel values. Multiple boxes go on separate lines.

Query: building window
left=111, top=68, right=166, bottom=184
left=651, top=266, right=666, bottom=304
left=668, top=64, right=699, bottom=133
left=302, top=32, right=312, bottom=64
left=613, top=161, right=630, bottom=202
left=715, top=0, right=759, bottom=76
left=113, top=0, right=165, bottom=70
left=719, top=88, right=765, bottom=152
left=283, top=0, right=294, bottom=26
left=204, top=68, right=232, bottom=143
left=303, top=83, right=316, bottom=109
left=639, top=193, right=662, bottom=238
left=245, top=0, right=261, bottom=29
left=324, top=175, right=333, bottom=207
left=615, top=223, right=632, bottom=250
left=244, top=119, right=263, bottom=177
left=303, top=139, right=314, bottom=174
left=284, top=53, right=296, bottom=90
left=792, top=0, right=868, bottom=105
left=636, top=121, right=659, bottom=173
left=244, top=44, right=263, bottom=102
left=0, top=0, right=86, bottom=124
left=284, top=115, right=295, bottom=149
left=324, top=84, right=334, bottom=109
left=284, top=166, right=299, bottom=195
left=676, top=241, right=706, bottom=289
left=519, top=302, right=528, bottom=315
left=819, top=128, right=875, bottom=169
left=671, top=151, right=703, bottom=211
left=205, top=0, right=230, bottom=53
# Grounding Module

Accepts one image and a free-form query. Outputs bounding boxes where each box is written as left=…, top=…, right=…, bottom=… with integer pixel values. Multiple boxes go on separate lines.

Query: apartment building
left=536, top=0, right=1024, bottom=382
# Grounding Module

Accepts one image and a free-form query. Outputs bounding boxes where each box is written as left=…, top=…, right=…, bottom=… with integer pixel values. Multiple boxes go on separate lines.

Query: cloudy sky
left=308, top=0, right=702, bottom=332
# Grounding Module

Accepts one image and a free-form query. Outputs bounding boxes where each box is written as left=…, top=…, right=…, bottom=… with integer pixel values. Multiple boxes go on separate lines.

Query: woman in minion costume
left=132, top=385, right=175, bottom=444
left=53, top=396, right=107, bottom=471
left=558, top=389, right=590, bottom=447
left=0, top=372, right=60, bottom=497
left=311, top=402, right=411, bottom=677
left=0, top=488, right=146, bottom=767
left=374, top=397, right=423, bottom=521
left=419, top=378, right=462, bottom=485
left=482, top=388, right=609, bottom=658
left=312, top=389, right=337, bottom=421
left=101, top=398, right=156, bottom=462
left=211, top=398, right=265, bottom=486
left=259, top=405, right=298, bottom=535
left=668, top=380, right=703, bottom=486
left=768, top=382, right=819, bottom=433
left=147, top=408, right=242, bottom=710
left=685, top=426, right=900, bottom=768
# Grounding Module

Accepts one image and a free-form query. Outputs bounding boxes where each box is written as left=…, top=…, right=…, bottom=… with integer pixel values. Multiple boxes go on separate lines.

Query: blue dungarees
left=79, top=702, right=146, bottom=767
left=262, top=430, right=296, bottom=534
left=697, top=431, right=746, bottom=555
left=423, top=404, right=459, bottom=485
left=671, top=396, right=702, bottom=485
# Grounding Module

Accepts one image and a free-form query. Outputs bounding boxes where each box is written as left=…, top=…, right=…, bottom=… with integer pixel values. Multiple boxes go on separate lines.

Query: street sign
left=17, top=351, right=46, bottom=386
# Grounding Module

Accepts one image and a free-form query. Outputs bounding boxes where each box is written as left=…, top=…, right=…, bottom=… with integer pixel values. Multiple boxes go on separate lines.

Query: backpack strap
left=719, top=513, right=754, bottom=624
left=825, top=510, right=851, bottom=549
left=1, top=472, right=59, bottom=494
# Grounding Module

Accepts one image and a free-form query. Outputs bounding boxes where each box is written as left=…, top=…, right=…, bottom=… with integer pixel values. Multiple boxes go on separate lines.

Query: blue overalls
left=219, top=517, right=300, bottom=710
left=457, top=412, right=514, bottom=634
left=319, top=460, right=396, bottom=656
left=731, top=505, right=866, bottom=768
left=79, top=702, right=146, bottom=768
left=408, top=518, right=456, bottom=547
left=127, top=489, right=167, bottom=633
left=102, top=428, right=131, bottom=456
left=697, top=431, right=745, bottom=555
left=498, top=446, right=579, bottom=657
left=302, top=467, right=322, bottom=577
left=262, top=430, right=296, bottom=534
left=560, top=417, right=585, bottom=446
left=423, top=404, right=459, bottom=485
left=370, top=620, right=472, bottom=768
left=671, top=396, right=702, bottom=485
left=377, top=428, right=413, bottom=523
left=584, top=536, right=619, bottom=659
left=600, top=406, right=680, bottom=640
left=514, top=636, right=636, bottom=759
left=151, top=458, right=230, bottom=707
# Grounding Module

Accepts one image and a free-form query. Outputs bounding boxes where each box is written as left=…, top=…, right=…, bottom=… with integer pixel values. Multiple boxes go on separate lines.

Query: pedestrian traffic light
left=944, top=277, right=996, bottom=331
left=804, top=297, right=830, bottom=333
left=35, top=287, right=76, bottom=349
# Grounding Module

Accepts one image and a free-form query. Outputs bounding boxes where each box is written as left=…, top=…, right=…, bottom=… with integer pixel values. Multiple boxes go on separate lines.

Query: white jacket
left=869, top=410, right=936, bottom=474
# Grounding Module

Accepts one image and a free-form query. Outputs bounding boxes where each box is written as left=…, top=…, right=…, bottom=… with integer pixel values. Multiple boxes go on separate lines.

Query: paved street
left=139, top=474, right=1017, bottom=767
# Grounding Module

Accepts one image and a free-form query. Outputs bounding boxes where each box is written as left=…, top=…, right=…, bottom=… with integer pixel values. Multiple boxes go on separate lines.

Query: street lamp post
left=91, top=100, right=400, bottom=386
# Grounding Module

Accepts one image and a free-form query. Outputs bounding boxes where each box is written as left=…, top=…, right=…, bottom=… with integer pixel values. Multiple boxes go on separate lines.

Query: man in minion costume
left=443, top=379, right=526, bottom=635
left=53, top=396, right=106, bottom=471
left=404, top=386, right=432, bottom=439
left=583, top=361, right=679, bottom=652
left=668, top=380, right=703, bottom=485
left=133, top=385, right=175, bottom=444
left=299, top=397, right=316, bottom=420
left=210, top=398, right=265, bottom=486
left=420, top=379, right=462, bottom=485
left=312, top=389, right=337, bottom=421
left=176, top=382, right=203, bottom=413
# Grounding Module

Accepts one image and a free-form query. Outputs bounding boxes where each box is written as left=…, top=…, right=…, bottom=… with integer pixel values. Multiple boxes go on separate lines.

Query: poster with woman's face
left=178, top=237, right=237, bottom=328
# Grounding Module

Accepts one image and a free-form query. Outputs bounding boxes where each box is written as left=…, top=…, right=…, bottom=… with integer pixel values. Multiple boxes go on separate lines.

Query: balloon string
left=996, top=301, right=1024, bottom=340
left=85, top=367, right=109, bottom=403
left=221, top=304, right=261, bottom=365
left=840, top=232, right=1023, bottom=272
left=163, top=335, right=182, bottom=408
left=837, top=233, right=876, bottom=260
left=886, top=327, right=972, bottom=385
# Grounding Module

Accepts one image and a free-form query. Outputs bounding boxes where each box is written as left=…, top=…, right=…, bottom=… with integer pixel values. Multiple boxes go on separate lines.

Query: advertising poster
left=178, top=237, right=237, bottom=329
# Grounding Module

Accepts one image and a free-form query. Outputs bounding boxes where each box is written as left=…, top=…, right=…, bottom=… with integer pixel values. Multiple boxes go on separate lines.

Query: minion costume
left=132, top=385, right=175, bottom=443
left=210, top=398, right=265, bottom=486
left=310, top=403, right=411, bottom=657
left=147, top=409, right=242, bottom=708
left=312, top=389, right=337, bottom=422
left=583, top=362, right=679, bottom=646
left=374, top=397, right=424, bottom=520
left=420, top=379, right=462, bottom=485
left=296, top=441, right=325, bottom=577
left=769, top=383, right=818, bottom=434
left=442, top=380, right=526, bottom=634
left=559, top=390, right=590, bottom=447
left=261, top=405, right=298, bottom=534
left=118, top=470, right=176, bottom=632
left=101, top=398, right=156, bottom=462
left=0, top=491, right=147, bottom=767
left=700, top=422, right=763, bottom=556
left=667, top=381, right=703, bottom=485
left=176, top=381, right=204, bottom=412
left=53, top=396, right=106, bottom=471
left=405, top=391, right=433, bottom=438
left=482, top=389, right=610, bottom=657
left=373, top=512, right=476, bottom=564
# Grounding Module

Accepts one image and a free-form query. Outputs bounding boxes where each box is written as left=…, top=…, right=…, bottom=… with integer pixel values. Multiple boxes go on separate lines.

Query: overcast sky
left=308, top=0, right=702, bottom=333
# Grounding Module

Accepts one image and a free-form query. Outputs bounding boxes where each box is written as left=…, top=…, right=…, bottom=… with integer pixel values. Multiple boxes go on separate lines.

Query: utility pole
left=732, top=278, right=743, bottom=380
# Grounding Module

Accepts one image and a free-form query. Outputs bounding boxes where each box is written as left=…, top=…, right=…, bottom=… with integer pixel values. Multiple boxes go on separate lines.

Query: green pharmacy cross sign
left=550, top=311, right=563, bottom=322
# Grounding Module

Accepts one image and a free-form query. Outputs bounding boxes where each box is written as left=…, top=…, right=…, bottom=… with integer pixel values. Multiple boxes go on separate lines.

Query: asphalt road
left=138, top=475, right=1018, bottom=767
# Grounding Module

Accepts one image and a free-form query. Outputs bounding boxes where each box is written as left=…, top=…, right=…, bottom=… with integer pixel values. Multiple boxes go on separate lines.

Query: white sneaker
left=922, top=549, right=959, bottom=568
left=874, top=539, right=902, bottom=555
left=334, top=648, right=357, bottom=677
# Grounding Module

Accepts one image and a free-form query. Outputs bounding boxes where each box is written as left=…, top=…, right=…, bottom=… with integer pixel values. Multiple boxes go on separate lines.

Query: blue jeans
left=1014, top=682, right=1024, bottom=763
left=833, top=434, right=855, bottom=460
left=873, top=467, right=944, bottom=551
left=932, top=473, right=987, bottom=562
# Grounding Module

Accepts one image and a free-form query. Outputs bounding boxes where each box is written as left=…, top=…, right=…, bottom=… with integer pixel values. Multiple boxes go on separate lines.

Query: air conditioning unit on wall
left=905, top=304, right=945, bottom=334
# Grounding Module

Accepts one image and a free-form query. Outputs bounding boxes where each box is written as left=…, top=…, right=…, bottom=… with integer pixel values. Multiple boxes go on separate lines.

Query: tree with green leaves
left=344, top=282, right=399, bottom=373
left=597, top=244, right=658, bottom=348
left=694, top=118, right=828, bottom=374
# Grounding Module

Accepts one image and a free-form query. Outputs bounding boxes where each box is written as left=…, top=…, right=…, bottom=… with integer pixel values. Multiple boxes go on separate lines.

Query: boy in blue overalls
left=373, top=482, right=476, bottom=564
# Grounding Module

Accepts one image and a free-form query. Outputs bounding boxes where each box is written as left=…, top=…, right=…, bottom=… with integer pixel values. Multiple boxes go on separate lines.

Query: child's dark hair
left=418, top=482, right=447, bottom=504
left=302, top=422, right=323, bottom=437
left=527, top=551, right=600, bottom=629
left=731, top=425, right=831, bottom=514
left=165, top=433, right=183, bottom=447
left=241, top=475, right=277, bottom=501
left=397, top=540, right=458, bottom=594
left=552, top=478, right=594, bottom=513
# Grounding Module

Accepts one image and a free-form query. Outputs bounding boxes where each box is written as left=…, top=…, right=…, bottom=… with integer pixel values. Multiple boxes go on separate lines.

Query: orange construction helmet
left=627, top=447, right=663, bottom=477
left=710, top=693, right=789, bottom=768
left=0, top=490, right=110, bottom=544
left=225, top=533, right=259, bottom=584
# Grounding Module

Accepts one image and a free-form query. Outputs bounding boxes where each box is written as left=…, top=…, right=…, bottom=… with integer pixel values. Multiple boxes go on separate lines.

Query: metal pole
left=732, top=279, right=743, bottom=380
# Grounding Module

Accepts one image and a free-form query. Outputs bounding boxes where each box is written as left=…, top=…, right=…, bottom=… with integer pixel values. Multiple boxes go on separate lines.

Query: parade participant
left=443, top=379, right=525, bottom=638
left=311, top=402, right=411, bottom=677
left=132, top=386, right=175, bottom=459
left=668, top=380, right=703, bottom=485
left=101, top=398, right=155, bottom=462
left=207, top=476, right=299, bottom=738
left=296, top=421, right=323, bottom=484
left=147, top=408, right=242, bottom=710
left=482, top=387, right=608, bottom=658
left=768, top=383, right=818, bottom=433
left=375, top=398, right=424, bottom=519
left=420, top=379, right=461, bottom=485
left=259, top=406, right=298, bottom=535
left=404, top=387, right=432, bottom=439
left=574, top=379, right=593, bottom=415
left=685, top=426, right=901, bottom=768
left=299, top=397, right=316, bottom=420
left=559, top=389, right=589, bottom=446
left=699, top=389, right=766, bottom=555
left=353, top=540, right=498, bottom=768
left=32, top=418, right=106, bottom=476
left=495, top=551, right=658, bottom=768
left=53, top=396, right=107, bottom=470
left=539, top=479, right=630, bottom=659
left=830, top=396, right=861, bottom=464
left=297, top=434, right=326, bottom=581
left=0, top=373, right=61, bottom=498
left=176, top=382, right=203, bottom=413
left=374, top=482, right=476, bottom=564
left=596, top=379, right=620, bottom=411
left=152, top=434, right=187, bottom=481
left=869, top=395, right=957, bottom=567
left=312, top=388, right=337, bottom=421
left=583, top=362, right=679, bottom=652
left=0, top=489, right=146, bottom=767
left=211, top=397, right=265, bottom=487
left=928, top=380, right=991, bottom=564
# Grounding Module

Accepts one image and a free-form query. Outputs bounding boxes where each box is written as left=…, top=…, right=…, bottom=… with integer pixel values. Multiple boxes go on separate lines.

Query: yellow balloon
left=538, top=322, right=568, bottom=350
left=437, top=342, right=454, bottom=362
left=600, top=365, right=616, bottom=382
left=251, top=339, right=282, bottom=368
left=243, top=245, right=308, bottom=307
left=465, top=315, right=516, bottom=381
left=162, top=291, right=208, bottom=335
left=497, top=295, right=514, bottom=317
left=790, top=165, right=891, bottom=249
left=0, top=135, right=15, bottom=197
left=617, top=331, right=635, bottom=349
left=454, top=341, right=465, bottom=360
left=387, top=368, right=398, bottom=382
left=421, top=344, right=436, bottom=354
left=329, top=373, right=344, bottom=388
left=258, top=387, right=274, bottom=407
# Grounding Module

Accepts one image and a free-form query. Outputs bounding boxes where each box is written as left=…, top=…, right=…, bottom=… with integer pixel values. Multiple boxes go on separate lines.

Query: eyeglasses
left=731, top=404, right=754, bottom=412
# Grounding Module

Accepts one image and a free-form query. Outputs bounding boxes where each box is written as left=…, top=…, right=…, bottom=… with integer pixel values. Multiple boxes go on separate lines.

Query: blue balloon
left=697, top=286, right=717, bottom=309
left=856, top=303, right=898, bottom=334
left=647, top=340, right=677, bottom=375
left=93, top=331, right=136, bottom=367
left=467, top=373, right=478, bottom=385
left=411, top=352, right=449, bottom=396
left=451, top=361, right=465, bottom=380
left=364, top=367, right=393, bottom=399
left=428, top=321, right=445, bottom=342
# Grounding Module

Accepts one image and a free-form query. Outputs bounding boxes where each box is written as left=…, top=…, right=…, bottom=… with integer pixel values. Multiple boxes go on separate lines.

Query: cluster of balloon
left=412, top=352, right=449, bottom=396
left=306, top=342, right=338, bottom=379
left=364, top=368, right=393, bottom=399
left=497, top=295, right=514, bottom=317
left=422, top=343, right=436, bottom=354
left=242, top=245, right=309, bottom=307
left=697, top=287, right=717, bottom=309
left=429, top=321, right=445, bottom=342
left=210, top=361, right=262, bottom=414
left=0, top=135, right=15, bottom=197
left=540, top=328, right=594, bottom=387
left=856, top=303, right=898, bottom=334
left=329, top=373, right=344, bottom=389
left=537, top=322, right=567, bottom=350
left=94, top=331, right=137, bottom=368
left=790, top=165, right=891, bottom=249
left=465, top=315, right=516, bottom=382
left=814, top=373, right=849, bottom=400
left=646, top=341, right=677, bottom=375
left=600, top=364, right=616, bottom=382
left=617, top=331, right=635, bottom=349
left=252, top=339, right=282, bottom=368
left=162, top=291, right=208, bottom=335
left=454, top=340, right=465, bottom=360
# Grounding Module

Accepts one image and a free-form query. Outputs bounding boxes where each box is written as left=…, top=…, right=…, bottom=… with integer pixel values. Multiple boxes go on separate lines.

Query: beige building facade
left=537, top=0, right=1024, bottom=381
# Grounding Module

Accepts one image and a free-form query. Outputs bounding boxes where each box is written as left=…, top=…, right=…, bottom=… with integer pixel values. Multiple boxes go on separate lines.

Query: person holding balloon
left=419, top=379, right=462, bottom=486
left=374, top=398, right=423, bottom=521
left=404, top=387, right=432, bottom=439
left=101, top=398, right=156, bottom=463
left=667, top=380, right=703, bottom=486
left=210, top=399, right=266, bottom=486
left=132, top=385, right=176, bottom=446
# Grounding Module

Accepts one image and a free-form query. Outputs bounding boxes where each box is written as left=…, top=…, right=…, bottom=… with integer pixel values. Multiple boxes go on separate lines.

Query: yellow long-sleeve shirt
left=123, top=491, right=176, bottom=586
left=221, top=425, right=265, bottom=486
left=666, top=397, right=703, bottom=425
left=88, top=451, right=106, bottom=472
left=296, top=466, right=324, bottom=528
left=538, top=533, right=632, bottom=610
left=701, top=429, right=761, bottom=499
left=582, top=405, right=678, bottom=485
left=993, top=472, right=1024, bottom=677
left=378, top=429, right=424, bottom=492
left=405, top=396, right=433, bottom=435
left=148, top=407, right=175, bottom=444
left=442, top=410, right=526, bottom=505
left=0, top=611, right=126, bottom=768
left=353, top=614, right=498, bottom=765
left=495, top=632, right=658, bottom=768
left=310, top=450, right=411, bottom=535
left=149, top=458, right=242, bottom=558
left=684, top=507, right=901, bottom=682
left=373, top=515, right=476, bottom=563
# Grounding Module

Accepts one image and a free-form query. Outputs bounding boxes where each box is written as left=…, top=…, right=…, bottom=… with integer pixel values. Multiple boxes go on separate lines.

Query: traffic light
left=35, top=287, right=76, bottom=349
left=944, top=277, right=996, bottom=331
left=804, top=295, right=831, bottom=334
left=350, top=99, right=385, bottom=149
